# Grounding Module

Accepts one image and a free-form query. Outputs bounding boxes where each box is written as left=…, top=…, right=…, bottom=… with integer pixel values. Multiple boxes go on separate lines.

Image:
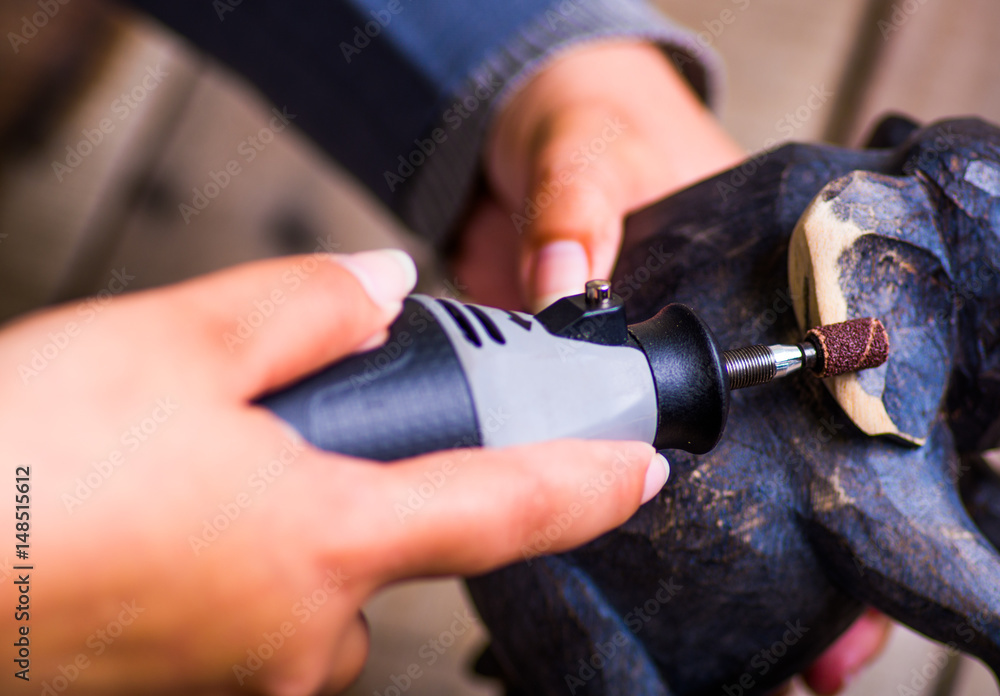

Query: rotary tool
left=259, top=281, right=889, bottom=461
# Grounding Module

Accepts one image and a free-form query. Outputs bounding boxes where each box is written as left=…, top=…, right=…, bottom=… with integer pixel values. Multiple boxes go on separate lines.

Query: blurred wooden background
left=1, top=0, right=999, bottom=694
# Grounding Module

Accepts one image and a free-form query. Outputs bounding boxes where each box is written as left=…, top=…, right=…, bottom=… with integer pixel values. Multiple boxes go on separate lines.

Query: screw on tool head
left=585, top=280, right=612, bottom=307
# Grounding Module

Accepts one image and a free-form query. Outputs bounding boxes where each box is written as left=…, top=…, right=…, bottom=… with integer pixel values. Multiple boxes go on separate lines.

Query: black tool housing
left=628, top=304, right=730, bottom=453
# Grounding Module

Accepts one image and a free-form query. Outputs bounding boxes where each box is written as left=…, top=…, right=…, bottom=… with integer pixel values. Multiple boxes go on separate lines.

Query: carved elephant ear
left=788, top=170, right=955, bottom=445
left=903, top=119, right=1000, bottom=454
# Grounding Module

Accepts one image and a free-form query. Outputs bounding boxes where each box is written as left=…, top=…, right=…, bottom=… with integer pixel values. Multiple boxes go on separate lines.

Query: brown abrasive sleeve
left=806, top=318, right=889, bottom=378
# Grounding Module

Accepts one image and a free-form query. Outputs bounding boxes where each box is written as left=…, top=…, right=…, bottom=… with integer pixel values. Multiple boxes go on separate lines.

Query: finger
left=802, top=609, right=893, bottom=694
left=484, top=42, right=746, bottom=312
left=452, top=195, right=525, bottom=310
left=362, top=439, right=668, bottom=582
left=518, top=115, right=633, bottom=312
left=165, top=250, right=417, bottom=398
left=324, top=615, right=370, bottom=694
left=261, top=613, right=370, bottom=696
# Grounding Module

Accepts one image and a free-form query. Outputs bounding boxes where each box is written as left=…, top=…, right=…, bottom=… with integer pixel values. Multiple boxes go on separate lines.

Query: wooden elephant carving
left=468, top=116, right=1000, bottom=696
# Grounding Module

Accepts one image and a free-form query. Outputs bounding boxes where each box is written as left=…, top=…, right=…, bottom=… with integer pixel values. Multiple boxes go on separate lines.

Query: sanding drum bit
left=723, top=318, right=890, bottom=390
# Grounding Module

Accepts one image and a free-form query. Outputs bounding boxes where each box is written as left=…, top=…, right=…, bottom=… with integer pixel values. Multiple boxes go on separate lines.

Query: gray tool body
left=420, top=296, right=658, bottom=448
left=260, top=282, right=834, bottom=461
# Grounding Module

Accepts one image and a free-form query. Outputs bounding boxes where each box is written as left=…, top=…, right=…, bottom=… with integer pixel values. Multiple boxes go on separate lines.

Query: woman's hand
left=455, top=40, right=744, bottom=311
left=0, top=250, right=666, bottom=695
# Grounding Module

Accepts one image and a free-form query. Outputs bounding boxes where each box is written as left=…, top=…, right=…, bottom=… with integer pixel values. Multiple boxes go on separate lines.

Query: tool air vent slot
left=466, top=305, right=506, bottom=345
left=437, top=299, right=482, bottom=347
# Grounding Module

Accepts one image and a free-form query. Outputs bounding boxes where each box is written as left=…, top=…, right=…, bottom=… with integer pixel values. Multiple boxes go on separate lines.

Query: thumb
left=167, top=249, right=418, bottom=399
left=367, top=439, right=669, bottom=583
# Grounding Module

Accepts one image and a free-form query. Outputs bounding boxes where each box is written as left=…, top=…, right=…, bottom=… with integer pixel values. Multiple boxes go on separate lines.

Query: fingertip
left=376, top=439, right=658, bottom=579
left=641, top=453, right=670, bottom=504
left=525, top=239, right=590, bottom=313
left=803, top=610, right=892, bottom=695
left=332, top=249, right=417, bottom=311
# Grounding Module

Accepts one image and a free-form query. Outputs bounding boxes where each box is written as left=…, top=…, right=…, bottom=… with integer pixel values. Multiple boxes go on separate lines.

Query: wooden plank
left=654, top=0, right=870, bottom=149
left=844, top=0, right=1000, bottom=144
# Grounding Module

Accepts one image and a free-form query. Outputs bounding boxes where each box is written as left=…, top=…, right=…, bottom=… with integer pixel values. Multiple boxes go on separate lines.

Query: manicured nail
left=641, top=453, right=670, bottom=504
left=356, top=329, right=389, bottom=352
left=334, top=249, right=417, bottom=310
left=528, top=240, right=589, bottom=313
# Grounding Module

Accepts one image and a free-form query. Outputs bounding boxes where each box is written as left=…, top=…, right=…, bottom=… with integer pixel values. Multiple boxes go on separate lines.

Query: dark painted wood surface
left=468, top=118, right=1000, bottom=695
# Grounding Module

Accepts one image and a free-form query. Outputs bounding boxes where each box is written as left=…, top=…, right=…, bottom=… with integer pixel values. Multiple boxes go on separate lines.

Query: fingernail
left=528, top=240, right=589, bottom=313
left=334, top=249, right=418, bottom=310
left=641, top=453, right=670, bottom=504
left=356, top=329, right=389, bottom=352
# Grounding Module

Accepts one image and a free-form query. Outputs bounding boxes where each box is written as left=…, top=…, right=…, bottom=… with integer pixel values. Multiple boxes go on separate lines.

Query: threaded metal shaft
left=723, top=345, right=776, bottom=390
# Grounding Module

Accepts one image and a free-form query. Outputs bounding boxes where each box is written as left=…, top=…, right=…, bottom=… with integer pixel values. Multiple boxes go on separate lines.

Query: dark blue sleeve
left=123, top=0, right=720, bottom=246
